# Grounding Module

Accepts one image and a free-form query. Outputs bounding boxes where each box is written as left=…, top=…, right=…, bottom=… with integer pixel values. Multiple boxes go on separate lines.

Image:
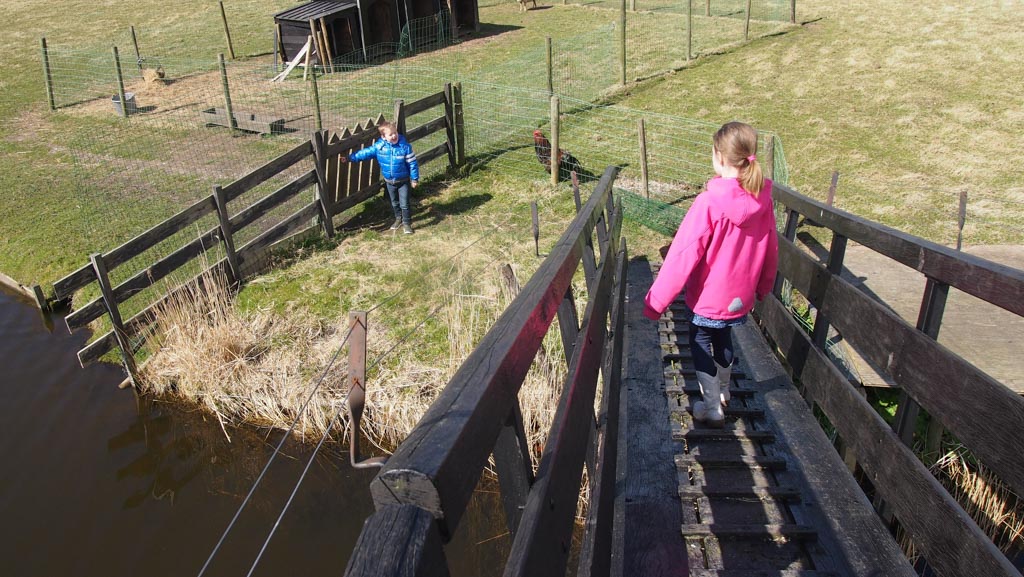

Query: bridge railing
left=759, top=183, right=1024, bottom=577
left=343, top=166, right=628, bottom=577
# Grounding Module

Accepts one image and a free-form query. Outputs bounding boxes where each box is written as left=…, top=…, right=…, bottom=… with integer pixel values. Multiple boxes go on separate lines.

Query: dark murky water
left=0, top=287, right=508, bottom=576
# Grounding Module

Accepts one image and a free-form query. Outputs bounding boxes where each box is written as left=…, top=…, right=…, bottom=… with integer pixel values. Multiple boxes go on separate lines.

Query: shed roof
left=275, top=1, right=358, bottom=22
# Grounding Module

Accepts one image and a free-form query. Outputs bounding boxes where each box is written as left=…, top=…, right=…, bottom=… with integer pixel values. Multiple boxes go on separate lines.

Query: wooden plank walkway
left=613, top=259, right=917, bottom=577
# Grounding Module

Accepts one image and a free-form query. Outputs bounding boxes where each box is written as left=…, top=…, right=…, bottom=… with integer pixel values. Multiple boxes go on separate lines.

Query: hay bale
left=142, top=67, right=166, bottom=84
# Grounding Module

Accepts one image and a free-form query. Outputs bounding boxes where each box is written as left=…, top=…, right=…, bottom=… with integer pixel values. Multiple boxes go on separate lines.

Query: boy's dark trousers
left=385, top=179, right=411, bottom=225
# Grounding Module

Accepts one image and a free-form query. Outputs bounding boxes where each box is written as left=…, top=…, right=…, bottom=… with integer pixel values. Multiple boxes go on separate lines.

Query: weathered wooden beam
left=404, top=91, right=447, bottom=117
left=406, top=115, right=448, bottom=143
left=343, top=505, right=449, bottom=577
left=220, top=140, right=313, bottom=202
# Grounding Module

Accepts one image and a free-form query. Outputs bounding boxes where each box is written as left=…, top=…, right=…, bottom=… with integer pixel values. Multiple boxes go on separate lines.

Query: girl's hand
left=411, top=180, right=419, bottom=188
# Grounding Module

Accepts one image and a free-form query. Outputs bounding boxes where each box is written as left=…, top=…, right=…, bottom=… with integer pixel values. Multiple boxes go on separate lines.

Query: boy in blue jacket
left=342, top=121, right=420, bottom=234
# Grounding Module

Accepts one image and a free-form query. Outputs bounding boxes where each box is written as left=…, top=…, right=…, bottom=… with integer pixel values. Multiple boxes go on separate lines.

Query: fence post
left=113, top=46, right=128, bottom=118
left=218, top=53, right=237, bottom=132
left=531, top=201, right=540, bottom=257
left=40, top=37, right=55, bottom=111
left=638, top=118, right=649, bottom=199
left=764, top=135, right=775, bottom=180
left=130, top=26, right=143, bottom=76
left=90, top=253, right=139, bottom=387
left=687, top=0, right=692, bottom=61
left=744, top=0, right=752, bottom=40
left=310, top=69, right=323, bottom=131
left=619, top=0, right=627, bottom=86
left=550, top=95, right=560, bottom=186
left=545, top=37, right=553, bottom=97
left=220, top=1, right=236, bottom=60
left=706, top=0, right=710, bottom=16
left=311, top=131, right=336, bottom=238
left=443, top=83, right=458, bottom=168
left=828, top=170, right=839, bottom=206
left=791, top=0, right=796, bottom=23
left=956, top=189, right=967, bottom=251
left=393, top=99, right=406, bottom=136
left=453, top=83, right=465, bottom=166
left=630, top=0, right=635, bottom=11
left=213, top=185, right=242, bottom=285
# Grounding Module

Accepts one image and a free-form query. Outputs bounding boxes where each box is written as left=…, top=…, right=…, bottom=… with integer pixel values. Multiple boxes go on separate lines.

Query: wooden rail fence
left=51, top=84, right=464, bottom=381
left=344, top=166, right=627, bottom=577
left=759, top=183, right=1024, bottom=577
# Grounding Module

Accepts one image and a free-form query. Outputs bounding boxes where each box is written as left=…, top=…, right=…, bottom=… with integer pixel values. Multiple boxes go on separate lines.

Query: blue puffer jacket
left=348, top=135, right=420, bottom=182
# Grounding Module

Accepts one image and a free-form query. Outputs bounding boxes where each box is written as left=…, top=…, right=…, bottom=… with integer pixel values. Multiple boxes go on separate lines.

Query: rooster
left=533, top=129, right=583, bottom=181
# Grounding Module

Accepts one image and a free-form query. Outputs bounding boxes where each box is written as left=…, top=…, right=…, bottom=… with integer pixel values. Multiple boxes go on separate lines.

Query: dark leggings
left=689, top=323, right=734, bottom=376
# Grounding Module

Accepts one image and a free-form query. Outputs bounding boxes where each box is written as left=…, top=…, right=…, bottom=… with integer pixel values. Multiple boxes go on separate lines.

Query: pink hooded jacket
left=643, top=177, right=778, bottom=321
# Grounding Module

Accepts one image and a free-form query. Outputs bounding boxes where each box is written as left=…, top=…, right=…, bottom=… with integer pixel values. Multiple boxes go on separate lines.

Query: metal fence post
left=550, top=95, right=560, bottom=186
left=113, top=46, right=128, bottom=118
left=41, top=37, right=56, bottom=111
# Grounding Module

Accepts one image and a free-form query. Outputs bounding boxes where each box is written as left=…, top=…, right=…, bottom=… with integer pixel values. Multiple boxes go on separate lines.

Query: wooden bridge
left=342, top=166, right=1024, bottom=577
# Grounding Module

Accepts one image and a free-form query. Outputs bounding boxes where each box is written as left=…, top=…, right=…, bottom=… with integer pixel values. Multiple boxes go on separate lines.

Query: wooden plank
left=65, top=225, right=220, bottom=330
left=229, top=169, right=316, bottom=231
left=681, top=524, right=817, bottom=539
left=505, top=214, right=619, bottom=577
left=334, top=181, right=384, bottom=215
left=236, top=202, right=319, bottom=262
left=406, top=115, right=448, bottom=144
left=53, top=195, right=217, bottom=300
left=773, top=183, right=1024, bottom=316
left=679, top=486, right=801, bottom=500
left=777, top=236, right=1024, bottom=498
left=492, top=403, right=534, bottom=538
left=417, top=142, right=449, bottom=166
left=675, top=455, right=786, bottom=470
left=321, top=126, right=377, bottom=162
left=370, top=167, right=619, bottom=537
left=681, top=429, right=774, bottom=442
left=757, top=296, right=1022, bottom=577
left=342, top=505, right=450, bottom=577
left=403, top=91, right=446, bottom=117
left=442, top=83, right=457, bottom=168
left=691, top=570, right=836, bottom=577
left=77, top=260, right=230, bottom=365
left=221, top=140, right=313, bottom=202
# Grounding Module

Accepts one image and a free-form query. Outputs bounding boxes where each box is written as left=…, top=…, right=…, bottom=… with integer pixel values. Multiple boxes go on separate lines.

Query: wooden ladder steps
left=666, top=382, right=756, bottom=398
left=691, top=570, right=837, bottom=577
left=681, top=429, right=775, bottom=442
left=681, top=405, right=765, bottom=418
left=676, top=454, right=787, bottom=470
left=679, top=485, right=802, bottom=501
left=681, top=523, right=818, bottom=540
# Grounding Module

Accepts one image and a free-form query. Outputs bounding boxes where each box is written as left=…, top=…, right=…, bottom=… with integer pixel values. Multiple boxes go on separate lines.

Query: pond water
left=0, top=286, right=508, bottom=576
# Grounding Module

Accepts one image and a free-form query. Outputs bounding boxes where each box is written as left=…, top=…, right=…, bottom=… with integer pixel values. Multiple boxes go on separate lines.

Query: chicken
left=533, top=129, right=582, bottom=181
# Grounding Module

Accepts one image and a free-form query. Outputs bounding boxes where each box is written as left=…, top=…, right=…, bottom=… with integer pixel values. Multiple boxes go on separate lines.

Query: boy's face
left=381, top=127, right=399, bottom=144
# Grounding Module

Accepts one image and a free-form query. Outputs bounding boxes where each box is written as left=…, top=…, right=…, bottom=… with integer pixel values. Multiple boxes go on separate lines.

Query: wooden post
left=213, top=186, right=242, bottom=285
left=619, top=0, right=627, bottom=86
left=791, top=0, right=796, bottom=24
left=828, top=170, right=839, bottom=206
left=274, top=23, right=282, bottom=71
left=638, top=118, right=649, bottom=199
left=218, top=53, right=237, bottom=132
left=531, top=201, right=540, bottom=257
left=90, top=253, right=139, bottom=387
left=393, top=99, right=406, bottom=136
left=687, top=0, right=692, bottom=61
left=310, top=69, right=323, bottom=131
left=319, top=18, right=335, bottom=71
left=443, top=83, right=458, bottom=168
left=956, top=189, right=967, bottom=251
left=706, top=0, right=710, bottom=16
left=550, top=95, right=560, bottom=186
left=113, top=46, right=128, bottom=118
left=545, top=37, right=553, bottom=97
left=40, top=37, right=56, bottom=111
left=130, top=26, right=143, bottom=75
left=744, top=0, right=751, bottom=40
left=453, top=83, right=465, bottom=166
left=311, top=132, right=336, bottom=238
left=764, top=135, right=775, bottom=180
left=302, top=35, right=313, bottom=80
left=630, top=0, right=635, bottom=11
left=220, top=1, right=235, bottom=60
left=309, top=19, right=322, bottom=70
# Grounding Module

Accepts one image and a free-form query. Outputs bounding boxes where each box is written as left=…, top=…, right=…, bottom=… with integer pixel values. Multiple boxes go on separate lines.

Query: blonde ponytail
left=740, top=155, right=764, bottom=197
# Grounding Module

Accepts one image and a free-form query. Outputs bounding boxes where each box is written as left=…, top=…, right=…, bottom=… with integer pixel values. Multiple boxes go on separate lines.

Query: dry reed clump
left=140, top=271, right=349, bottom=441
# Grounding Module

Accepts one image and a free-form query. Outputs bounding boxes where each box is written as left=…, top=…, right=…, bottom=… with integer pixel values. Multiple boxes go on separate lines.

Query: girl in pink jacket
left=643, top=122, right=778, bottom=427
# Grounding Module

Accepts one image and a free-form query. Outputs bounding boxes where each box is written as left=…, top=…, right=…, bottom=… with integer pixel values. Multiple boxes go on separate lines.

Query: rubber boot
left=715, top=361, right=732, bottom=406
left=694, top=371, right=725, bottom=427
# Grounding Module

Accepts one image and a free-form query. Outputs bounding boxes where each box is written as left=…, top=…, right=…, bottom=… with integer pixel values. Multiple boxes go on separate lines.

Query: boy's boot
left=693, top=371, right=725, bottom=427
left=715, top=361, right=732, bottom=406
left=389, top=217, right=403, bottom=230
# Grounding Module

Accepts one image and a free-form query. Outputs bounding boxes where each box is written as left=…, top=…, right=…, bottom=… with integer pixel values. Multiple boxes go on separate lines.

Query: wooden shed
left=274, top=0, right=478, bottom=66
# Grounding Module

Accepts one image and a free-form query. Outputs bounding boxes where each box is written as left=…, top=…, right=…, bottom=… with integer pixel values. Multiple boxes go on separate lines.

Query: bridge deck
left=613, top=259, right=916, bottom=577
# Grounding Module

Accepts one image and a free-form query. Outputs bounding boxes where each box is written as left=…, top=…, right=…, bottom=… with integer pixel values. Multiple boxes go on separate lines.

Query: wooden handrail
left=345, top=166, right=627, bottom=577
